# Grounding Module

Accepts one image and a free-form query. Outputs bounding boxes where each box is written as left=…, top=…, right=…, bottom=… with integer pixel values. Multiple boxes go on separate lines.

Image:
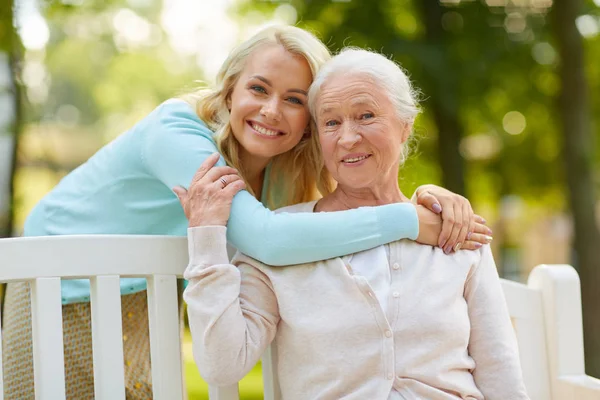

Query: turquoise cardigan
left=23, top=99, right=419, bottom=304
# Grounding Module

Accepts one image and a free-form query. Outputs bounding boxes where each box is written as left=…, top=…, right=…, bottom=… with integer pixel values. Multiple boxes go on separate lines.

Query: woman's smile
left=246, top=120, right=285, bottom=139
left=340, top=153, right=372, bottom=167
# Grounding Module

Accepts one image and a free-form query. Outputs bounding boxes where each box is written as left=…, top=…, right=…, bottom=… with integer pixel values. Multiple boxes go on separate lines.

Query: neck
left=316, top=180, right=409, bottom=212
left=239, top=150, right=270, bottom=199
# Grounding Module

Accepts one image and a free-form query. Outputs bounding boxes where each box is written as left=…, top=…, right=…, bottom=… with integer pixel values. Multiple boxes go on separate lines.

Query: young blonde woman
left=2, top=25, right=490, bottom=398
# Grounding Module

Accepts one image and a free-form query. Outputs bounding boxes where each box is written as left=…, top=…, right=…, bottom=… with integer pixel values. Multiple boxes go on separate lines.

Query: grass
left=183, top=330, right=264, bottom=400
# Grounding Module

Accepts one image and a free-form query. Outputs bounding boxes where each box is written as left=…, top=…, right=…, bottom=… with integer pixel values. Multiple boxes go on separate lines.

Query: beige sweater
left=184, top=202, right=530, bottom=400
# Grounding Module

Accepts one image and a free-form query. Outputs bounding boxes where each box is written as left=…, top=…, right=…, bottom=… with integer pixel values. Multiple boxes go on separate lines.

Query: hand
left=415, top=206, right=492, bottom=251
left=413, top=184, right=493, bottom=253
left=173, top=153, right=246, bottom=227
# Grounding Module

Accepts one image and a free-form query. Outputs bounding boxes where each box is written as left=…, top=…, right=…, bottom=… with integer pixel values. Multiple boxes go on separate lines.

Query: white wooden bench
left=1, top=236, right=599, bottom=400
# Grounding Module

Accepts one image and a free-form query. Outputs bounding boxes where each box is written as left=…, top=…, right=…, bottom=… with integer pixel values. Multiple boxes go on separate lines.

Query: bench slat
left=30, top=277, right=66, bottom=400
left=147, top=275, right=183, bottom=400
left=208, top=384, right=240, bottom=399
left=0, top=299, right=4, bottom=400
left=90, top=275, right=126, bottom=400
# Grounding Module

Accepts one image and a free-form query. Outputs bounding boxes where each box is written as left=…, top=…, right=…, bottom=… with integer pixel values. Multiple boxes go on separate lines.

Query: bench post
left=30, top=277, right=66, bottom=400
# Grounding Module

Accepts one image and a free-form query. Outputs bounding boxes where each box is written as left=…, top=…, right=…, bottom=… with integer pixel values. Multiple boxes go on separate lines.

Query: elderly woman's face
left=315, top=73, right=409, bottom=189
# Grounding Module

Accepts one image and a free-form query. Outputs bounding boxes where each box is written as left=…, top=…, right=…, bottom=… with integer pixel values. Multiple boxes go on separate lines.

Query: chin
left=245, top=144, right=280, bottom=160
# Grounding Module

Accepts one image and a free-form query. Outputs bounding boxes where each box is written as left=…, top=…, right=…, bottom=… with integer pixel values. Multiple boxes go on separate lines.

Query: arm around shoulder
left=227, top=198, right=419, bottom=266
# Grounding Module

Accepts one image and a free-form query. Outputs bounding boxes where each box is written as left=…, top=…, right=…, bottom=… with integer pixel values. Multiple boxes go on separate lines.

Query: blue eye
left=250, top=85, right=267, bottom=94
left=361, top=112, right=374, bottom=119
left=287, top=97, right=304, bottom=105
left=325, top=120, right=338, bottom=127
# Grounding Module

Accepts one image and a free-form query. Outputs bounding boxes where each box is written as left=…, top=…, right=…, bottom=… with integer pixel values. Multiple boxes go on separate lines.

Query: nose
left=338, top=121, right=361, bottom=149
left=260, top=97, right=282, bottom=123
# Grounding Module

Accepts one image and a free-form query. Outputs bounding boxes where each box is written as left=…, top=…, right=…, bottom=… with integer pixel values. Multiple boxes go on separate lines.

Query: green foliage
left=237, top=0, right=600, bottom=209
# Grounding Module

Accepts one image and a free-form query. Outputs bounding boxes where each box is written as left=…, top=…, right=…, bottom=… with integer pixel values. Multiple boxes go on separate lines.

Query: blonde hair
left=183, top=25, right=335, bottom=209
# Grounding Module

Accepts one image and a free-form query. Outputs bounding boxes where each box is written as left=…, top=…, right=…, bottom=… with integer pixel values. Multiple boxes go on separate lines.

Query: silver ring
left=219, top=177, right=227, bottom=188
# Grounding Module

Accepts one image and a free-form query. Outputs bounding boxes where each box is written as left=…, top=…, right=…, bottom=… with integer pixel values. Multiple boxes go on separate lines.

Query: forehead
left=317, top=73, right=390, bottom=112
left=241, top=44, right=313, bottom=86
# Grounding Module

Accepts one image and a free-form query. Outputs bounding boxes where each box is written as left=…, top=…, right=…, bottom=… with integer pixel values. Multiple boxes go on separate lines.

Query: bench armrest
left=557, top=374, right=600, bottom=399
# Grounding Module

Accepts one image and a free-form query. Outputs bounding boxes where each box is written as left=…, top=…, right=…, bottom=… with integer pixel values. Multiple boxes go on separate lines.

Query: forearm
left=227, top=192, right=419, bottom=266
left=183, top=226, right=278, bottom=385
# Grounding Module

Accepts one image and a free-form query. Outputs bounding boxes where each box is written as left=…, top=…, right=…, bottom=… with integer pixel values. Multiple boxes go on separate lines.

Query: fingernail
left=432, top=203, right=442, bottom=214
left=474, top=243, right=482, bottom=249
left=481, top=218, right=487, bottom=224
left=444, top=246, right=452, bottom=255
left=439, top=239, right=447, bottom=248
left=453, top=242, right=462, bottom=252
left=487, top=228, right=493, bottom=235
left=485, top=235, right=493, bottom=243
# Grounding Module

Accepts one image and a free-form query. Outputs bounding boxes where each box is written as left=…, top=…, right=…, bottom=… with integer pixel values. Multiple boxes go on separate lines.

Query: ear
left=400, top=122, right=412, bottom=143
left=226, top=96, right=232, bottom=111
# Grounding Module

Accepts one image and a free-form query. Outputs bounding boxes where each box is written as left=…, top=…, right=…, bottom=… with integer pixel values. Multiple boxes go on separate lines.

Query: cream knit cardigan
left=184, top=202, right=530, bottom=400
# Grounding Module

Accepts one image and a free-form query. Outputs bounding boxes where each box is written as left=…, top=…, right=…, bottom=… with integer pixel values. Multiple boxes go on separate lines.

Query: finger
left=444, top=204, right=463, bottom=254
left=454, top=201, right=472, bottom=251
left=191, top=153, right=221, bottom=183
left=438, top=205, right=454, bottom=248
left=460, top=240, right=483, bottom=251
left=472, top=222, right=493, bottom=236
left=475, top=214, right=487, bottom=224
left=172, top=186, right=187, bottom=198
left=172, top=186, right=188, bottom=205
left=222, top=179, right=246, bottom=197
left=203, top=166, right=239, bottom=183
left=214, top=174, right=242, bottom=189
left=466, top=232, right=493, bottom=246
left=417, top=191, right=442, bottom=214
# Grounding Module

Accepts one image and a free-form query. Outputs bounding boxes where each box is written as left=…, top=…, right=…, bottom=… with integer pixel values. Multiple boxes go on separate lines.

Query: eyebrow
left=319, top=106, right=336, bottom=116
left=318, top=99, right=375, bottom=116
left=250, top=75, right=308, bottom=96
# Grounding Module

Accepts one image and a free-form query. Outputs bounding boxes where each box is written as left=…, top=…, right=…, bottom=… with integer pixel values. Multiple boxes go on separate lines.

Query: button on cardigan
left=184, top=202, right=530, bottom=400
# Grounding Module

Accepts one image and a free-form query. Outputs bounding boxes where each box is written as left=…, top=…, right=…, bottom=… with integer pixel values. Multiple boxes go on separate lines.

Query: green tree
left=551, top=0, right=600, bottom=377
left=0, top=0, right=23, bottom=238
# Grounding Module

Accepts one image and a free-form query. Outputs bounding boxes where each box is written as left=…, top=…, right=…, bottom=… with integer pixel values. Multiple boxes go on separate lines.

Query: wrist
left=188, top=217, right=226, bottom=227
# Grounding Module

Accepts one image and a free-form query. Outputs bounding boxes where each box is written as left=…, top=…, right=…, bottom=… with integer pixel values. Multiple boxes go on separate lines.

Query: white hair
left=308, top=47, right=421, bottom=163
left=308, top=47, right=421, bottom=123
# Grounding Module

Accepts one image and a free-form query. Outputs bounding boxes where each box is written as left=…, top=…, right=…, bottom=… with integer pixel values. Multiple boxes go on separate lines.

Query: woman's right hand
left=415, top=205, right=490, bottom=252
left=173, top=153, right=246, bottom=227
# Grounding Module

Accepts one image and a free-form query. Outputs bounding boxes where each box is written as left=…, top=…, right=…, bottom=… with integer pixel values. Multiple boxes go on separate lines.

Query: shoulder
left=399, top=240, right=488, bottom=273
left=154, top=98, right=209, bottom=127
left=274, top=201, right=318, bottom=215
left=141, top=99, right=217, bottom=147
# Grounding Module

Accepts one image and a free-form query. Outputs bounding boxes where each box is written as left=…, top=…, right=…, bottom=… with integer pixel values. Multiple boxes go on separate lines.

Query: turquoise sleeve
left=143, top=100, right=420, bottom=266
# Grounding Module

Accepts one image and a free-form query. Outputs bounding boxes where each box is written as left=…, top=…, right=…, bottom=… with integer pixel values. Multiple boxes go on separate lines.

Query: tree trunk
left=418, top=0, right=465, bottom=195
left=0, top=0, right=22, bottom=238
left=551, top=0, right=600, bottom=377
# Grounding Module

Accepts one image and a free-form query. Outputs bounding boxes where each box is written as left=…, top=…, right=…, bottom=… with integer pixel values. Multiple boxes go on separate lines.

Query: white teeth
left=343, top=155, right=369, bottom=163
left=252, top=123, right=279, bottom=136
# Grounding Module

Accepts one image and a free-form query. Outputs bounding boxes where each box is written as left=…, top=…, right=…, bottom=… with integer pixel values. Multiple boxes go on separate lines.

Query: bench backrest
left=0, top=236, right=593, bottom=400
left=0, top=235, right=188, bottom=400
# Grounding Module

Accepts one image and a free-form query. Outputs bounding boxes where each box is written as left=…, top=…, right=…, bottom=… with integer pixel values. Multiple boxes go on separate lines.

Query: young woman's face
left=227, top=44, right=313, bottom=165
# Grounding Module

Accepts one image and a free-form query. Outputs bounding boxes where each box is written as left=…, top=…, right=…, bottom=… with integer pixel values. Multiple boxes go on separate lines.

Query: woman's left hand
left=412, top=184, right=492, bottom=254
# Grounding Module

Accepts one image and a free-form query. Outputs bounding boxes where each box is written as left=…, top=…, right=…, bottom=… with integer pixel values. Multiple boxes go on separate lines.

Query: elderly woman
left=181, top=48, right=529, bottom=399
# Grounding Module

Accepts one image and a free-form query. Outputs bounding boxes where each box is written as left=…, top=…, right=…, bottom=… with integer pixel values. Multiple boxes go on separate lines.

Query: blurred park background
left=1, top=0, right=599, bottom=398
